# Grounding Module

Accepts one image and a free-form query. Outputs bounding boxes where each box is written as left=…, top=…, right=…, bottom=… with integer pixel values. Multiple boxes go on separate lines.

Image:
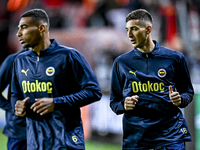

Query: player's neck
left=137, top=39, right=155, bottom=53
left=33, top=39, right=51, bottom=56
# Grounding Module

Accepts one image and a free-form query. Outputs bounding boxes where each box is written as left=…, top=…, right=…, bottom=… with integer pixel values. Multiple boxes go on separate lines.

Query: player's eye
left=20, top=25, right=28, bottom=30
left=131, top=27, right=137, bottom=31
left=22, top=26, right=27, bottom=29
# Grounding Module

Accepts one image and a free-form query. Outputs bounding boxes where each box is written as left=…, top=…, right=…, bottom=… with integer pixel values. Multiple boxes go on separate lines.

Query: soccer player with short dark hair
left=110, top=9, right=194, bottom=150
left=11, top=9, right=102, bottom=150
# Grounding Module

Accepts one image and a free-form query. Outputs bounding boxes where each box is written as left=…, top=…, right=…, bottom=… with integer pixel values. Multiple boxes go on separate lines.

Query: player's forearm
left=0, top=94, right=12, bottom=110
left=110, top=99, right=125, bottom=115
left=179, top=92, right=194, bottom=108
left=54, top=88, right=102, bottom=109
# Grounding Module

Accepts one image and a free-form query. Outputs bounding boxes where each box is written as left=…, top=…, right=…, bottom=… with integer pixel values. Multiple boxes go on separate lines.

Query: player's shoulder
left=157, top=45, right=185, bottom=60
left=153, top=41, right=185, bottom=61
left=56, top=45, right=78, bottom=53
left=53, top=44, right=84, bottom=60
left=14, top=49, right=32, bottom=59
left=113, top=49, right=140, bottom=67
left=115, top=50, right=133, bottom=61
left=4, top=49, right=29, bottom=62
left=47, top=39, right=83, bottom=57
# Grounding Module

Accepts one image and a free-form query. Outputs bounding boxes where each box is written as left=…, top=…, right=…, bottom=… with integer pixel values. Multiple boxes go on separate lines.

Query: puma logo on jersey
left=129, top=70, right=137, bottom=77
left=21, top=69, right=29, bottom=76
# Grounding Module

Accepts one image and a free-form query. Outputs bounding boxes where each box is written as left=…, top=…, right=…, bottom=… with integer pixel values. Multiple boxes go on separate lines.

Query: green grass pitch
left=0, top=130, right=121, bottom=150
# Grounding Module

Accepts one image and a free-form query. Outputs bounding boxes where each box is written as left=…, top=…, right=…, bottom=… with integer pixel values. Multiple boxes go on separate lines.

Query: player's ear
left=38, top=24, right=45, bottom=33
left=146, top=26, right=152, bottom=34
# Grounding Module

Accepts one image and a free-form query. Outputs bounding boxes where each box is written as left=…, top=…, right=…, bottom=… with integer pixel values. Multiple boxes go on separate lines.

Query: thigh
left=7, top=138, right=27, bottom=150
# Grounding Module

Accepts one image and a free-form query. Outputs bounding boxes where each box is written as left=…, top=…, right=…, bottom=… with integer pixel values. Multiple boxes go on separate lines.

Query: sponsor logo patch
left=22, top=80, right=53, bottom=94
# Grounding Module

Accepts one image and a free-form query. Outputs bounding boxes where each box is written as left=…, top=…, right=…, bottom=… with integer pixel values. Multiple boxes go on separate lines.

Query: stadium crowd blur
left=1, top=0, right=200, bottom=88
left=0, top=0, right=200, bottom=85
left=0, top=0, right=200, bottom=144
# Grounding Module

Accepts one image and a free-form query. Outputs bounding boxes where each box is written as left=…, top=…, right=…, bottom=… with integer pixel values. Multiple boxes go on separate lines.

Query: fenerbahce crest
left=46, top=67, right=55, bottom=76
left=157, top=69, right=166, bottom=78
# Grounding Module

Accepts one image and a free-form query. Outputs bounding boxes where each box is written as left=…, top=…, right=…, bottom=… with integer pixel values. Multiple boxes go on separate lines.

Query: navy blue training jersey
left=110, top=41, right=194, bottom=149
left=11, top=39, right=102, bottom=150
left=0, top=49, right=28, bottom=139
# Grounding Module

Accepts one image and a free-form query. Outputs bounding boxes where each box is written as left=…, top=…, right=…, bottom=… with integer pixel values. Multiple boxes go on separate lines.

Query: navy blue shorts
left=7, top=138, right=26, bottom=150
left=156, top=142, right=186, bottom=150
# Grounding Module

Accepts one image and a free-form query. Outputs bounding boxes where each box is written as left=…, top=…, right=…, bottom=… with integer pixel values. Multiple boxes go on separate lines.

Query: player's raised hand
left=169, top=85, right=181, bottom=106
left=31, top=98, right=54, bottom=116
left=124, top=95, right=139, bottom=111
left=15, top=97, right=30, bottom=117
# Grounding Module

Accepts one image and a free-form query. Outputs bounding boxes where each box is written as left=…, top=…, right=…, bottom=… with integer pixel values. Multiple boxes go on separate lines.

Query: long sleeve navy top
left=110, top=41, right=194, bottom=149
left=0, top=49, right=28, bottom=139
left=11, top=39, right=102, bottom=150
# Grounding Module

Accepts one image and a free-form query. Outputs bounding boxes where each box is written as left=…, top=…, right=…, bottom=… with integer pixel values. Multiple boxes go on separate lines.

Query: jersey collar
left=133, top=40, right=160, bottom=58
left=28, top=39, right=58, bottom=57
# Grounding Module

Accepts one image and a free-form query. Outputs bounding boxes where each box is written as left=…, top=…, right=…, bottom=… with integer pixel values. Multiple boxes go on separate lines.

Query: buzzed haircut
left=126, top=9, right=153, bottom=25
left=21, top=9, right=50, bottom=28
